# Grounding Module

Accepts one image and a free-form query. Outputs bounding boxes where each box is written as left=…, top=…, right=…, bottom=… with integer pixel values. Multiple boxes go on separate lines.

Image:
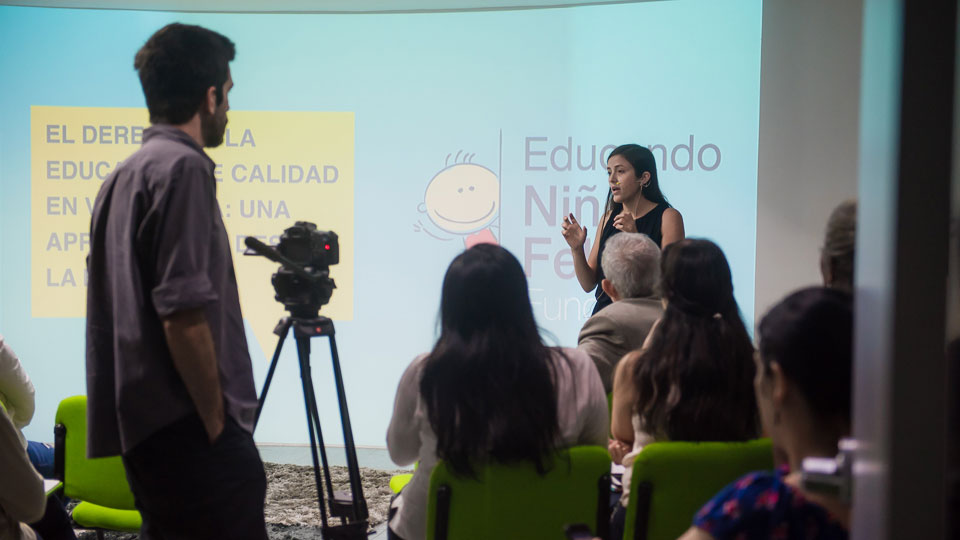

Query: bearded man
left=85, top=23, right=267, bottom=540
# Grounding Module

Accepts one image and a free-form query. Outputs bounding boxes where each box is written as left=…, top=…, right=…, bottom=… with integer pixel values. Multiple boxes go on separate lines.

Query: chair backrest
left=624, top=439, right=774, bottom=540
left=427, top=445, right=611, bottom=540
left=54, top=395, right=137, bottom=510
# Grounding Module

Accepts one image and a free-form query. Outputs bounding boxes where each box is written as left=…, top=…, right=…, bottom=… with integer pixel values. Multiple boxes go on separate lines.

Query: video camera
left=245, top=221, right=339, bottom=318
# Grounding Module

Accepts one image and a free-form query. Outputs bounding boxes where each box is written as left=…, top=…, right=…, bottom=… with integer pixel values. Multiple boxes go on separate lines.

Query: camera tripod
left=254, top=315, right=368, bottom=539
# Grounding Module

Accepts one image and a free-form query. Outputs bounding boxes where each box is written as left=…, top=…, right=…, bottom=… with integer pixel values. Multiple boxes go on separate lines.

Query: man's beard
left=201, top=105, right=228, bottom=148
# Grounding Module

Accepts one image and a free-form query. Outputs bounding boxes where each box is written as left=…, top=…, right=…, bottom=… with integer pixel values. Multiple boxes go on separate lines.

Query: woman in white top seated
left=386, top=244, right=609, bottom=540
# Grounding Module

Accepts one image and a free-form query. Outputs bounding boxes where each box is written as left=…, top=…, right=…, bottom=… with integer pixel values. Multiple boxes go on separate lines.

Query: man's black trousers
left=122, top=413, right=269, bottom=540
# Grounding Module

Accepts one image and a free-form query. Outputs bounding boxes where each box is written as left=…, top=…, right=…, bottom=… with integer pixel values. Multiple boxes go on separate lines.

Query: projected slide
left=30, top=106, right=355, bottom=354
left=0, top=0, right=762, bottom=446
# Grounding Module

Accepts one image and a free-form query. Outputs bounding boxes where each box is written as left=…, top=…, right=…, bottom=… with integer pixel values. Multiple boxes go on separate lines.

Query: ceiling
left=0, top=0, right=652, bottom=13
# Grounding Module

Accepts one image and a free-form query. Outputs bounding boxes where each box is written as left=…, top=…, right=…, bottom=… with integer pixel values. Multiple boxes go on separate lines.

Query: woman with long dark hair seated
left=608, top=239, right=758, bottom=537
left=679, top=287, right=853, bottom=540
left=386, top=244, right=609, bottom=540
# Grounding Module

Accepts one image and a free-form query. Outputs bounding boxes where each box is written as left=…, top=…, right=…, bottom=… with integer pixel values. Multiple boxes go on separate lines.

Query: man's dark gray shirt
left=85, top=125, right=258, bottom=458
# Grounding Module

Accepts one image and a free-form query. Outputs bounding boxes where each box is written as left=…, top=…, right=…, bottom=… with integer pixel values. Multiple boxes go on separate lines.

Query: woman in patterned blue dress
left=679, top=287, right=853, bottom=540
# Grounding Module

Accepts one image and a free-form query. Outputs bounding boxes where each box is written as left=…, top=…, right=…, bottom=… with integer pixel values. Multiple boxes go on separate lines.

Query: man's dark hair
left=134, top=23, right=235, bottom=125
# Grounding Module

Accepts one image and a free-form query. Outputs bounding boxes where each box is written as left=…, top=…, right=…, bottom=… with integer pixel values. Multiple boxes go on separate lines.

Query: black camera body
left=276, top=221, right=339, bottom=269
left=265, top=221, right=339, bottom=318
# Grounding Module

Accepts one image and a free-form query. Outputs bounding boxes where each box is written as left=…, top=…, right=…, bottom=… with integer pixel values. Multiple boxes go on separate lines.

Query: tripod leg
left=255, top=319, right=292, bottom=430
left=327, top=334, right=368, bottom=520
left=299, top=345, right=339, bottom=515
left=295, top=334, right=331, bottom=529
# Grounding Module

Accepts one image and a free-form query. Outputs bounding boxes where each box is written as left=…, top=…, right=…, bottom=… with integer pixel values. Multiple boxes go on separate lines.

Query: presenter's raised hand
left=561, top=213, right=588, bottom=250
left=613, top=209, right=638, bottom=233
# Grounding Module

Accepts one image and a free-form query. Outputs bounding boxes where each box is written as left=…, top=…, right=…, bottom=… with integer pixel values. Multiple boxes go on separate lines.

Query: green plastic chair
left=390, top=461, right=418, bottom=494
left=426, top=445, right=611, bottom=540
left=622, top=439, right=774, bottom=540
left=54, top=395, right=142, bottom=537
left=390, top=473, right=414, bottom=494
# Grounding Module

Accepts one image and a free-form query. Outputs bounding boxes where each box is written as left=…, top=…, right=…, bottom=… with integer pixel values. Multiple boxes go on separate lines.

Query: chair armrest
left=632, top=481, right=653, bottom=540
left=434, top=484, right=451, bottom=540
left=44, top=480, right=63, bottom=498
left=54, top=423, right=65, bottom=482
left=596, top=473, right=612, bottom=540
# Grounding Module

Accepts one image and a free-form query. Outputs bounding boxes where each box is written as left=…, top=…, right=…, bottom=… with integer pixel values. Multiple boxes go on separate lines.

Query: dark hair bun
left=758, top=287, right=853, bottom=425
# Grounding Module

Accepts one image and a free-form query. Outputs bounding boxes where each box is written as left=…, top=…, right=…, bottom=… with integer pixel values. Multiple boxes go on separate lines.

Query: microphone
left=244, top=236, right=318, bottom=283
left=244, top=236, right=284, bottom=263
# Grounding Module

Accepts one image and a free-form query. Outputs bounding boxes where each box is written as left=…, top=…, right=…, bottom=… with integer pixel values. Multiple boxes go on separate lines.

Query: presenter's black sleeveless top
left=593, top=202, right=668, bottom=314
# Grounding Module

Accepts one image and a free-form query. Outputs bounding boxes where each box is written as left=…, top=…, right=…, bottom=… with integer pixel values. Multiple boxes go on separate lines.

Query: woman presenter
left=561, top=143, right=684, bottom=314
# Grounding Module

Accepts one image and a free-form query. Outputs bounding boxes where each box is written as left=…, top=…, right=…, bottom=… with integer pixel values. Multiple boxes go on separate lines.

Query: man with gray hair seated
left=578, top=233, right=663, bottom=392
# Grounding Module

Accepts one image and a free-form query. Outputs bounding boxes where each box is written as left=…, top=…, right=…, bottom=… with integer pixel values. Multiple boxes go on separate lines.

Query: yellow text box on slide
left=31, top=106, right=354, bottom=356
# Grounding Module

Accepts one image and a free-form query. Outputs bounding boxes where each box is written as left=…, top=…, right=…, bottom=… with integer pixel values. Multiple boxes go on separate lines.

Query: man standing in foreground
left=85, top=23, right=267, bottom=539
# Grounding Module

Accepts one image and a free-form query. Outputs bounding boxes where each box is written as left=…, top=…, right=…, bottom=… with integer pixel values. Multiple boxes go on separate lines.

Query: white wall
left=754, top=0, right=863, bottom=321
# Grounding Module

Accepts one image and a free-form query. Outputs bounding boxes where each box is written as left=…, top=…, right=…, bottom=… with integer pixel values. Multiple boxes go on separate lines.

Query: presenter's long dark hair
left=602, top=144, right=671, bottom=227
left=632, top=239, right=758, bottom=441
left=420, top=244, right=562, bottom=477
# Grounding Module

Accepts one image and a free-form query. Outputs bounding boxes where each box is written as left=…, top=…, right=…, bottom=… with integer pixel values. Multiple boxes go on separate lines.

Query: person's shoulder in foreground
left=685, top=466, right=848, bottom=540
left=0, top=403, right=45, bottom=540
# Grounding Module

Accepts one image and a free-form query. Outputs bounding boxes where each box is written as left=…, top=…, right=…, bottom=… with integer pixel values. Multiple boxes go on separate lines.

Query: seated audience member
left=578, top=233, right=663, bottom=392
left=0, top=335, right=36, bottom=449
left=0, top=400, right=45, bottom=540
left=820, top=199, right=856, bottom=292
left=609, top=239, right=758, bottom=538
left=0, top=336, right=77, bottom=540
left=0, top=334, right=55, bottom=479
left=679, top=287, right=853, bottom=540
left=386, top=244, right=609, bottom=540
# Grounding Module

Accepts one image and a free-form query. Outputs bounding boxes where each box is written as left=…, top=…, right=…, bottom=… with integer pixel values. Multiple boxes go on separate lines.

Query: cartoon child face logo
left=416, top=153, right=500, bottom=248
left=424, top=163, right=499, bottom=233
